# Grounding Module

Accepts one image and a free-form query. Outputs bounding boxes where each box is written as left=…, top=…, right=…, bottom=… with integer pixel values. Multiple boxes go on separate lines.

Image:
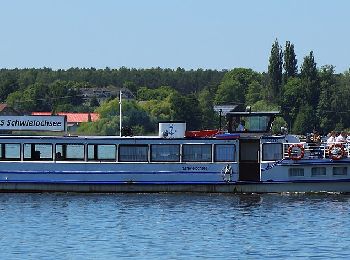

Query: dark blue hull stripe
left=0, top=171, right=219, bottom=175
left=280, top=160, right=350, bottom=166
left=1, top=179, right=350, bottom=185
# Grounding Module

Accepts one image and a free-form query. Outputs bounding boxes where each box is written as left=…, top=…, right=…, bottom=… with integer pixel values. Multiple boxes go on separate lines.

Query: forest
left=1, top=39, right=350, bottom=135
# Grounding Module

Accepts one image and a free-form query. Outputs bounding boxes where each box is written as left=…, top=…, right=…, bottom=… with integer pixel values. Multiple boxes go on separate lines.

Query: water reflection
left=0, top=193, right=350, bottom=259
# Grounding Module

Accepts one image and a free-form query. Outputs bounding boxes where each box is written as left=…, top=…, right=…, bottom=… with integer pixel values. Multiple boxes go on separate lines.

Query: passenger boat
left=0, top=113, right=349, bottom=193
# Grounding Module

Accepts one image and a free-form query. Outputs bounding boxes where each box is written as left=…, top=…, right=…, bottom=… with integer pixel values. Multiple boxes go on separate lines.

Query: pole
left=119, top=90, right=122, bottom=136
left=219, top=109, right=222, bottom=131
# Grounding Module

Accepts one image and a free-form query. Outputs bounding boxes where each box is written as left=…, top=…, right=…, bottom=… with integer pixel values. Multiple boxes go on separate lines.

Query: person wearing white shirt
left=327, top=131, right=336, bottom=144
left=347, top=133, right=350, bottom=143
left=236, top=120, right=246, bottom=132
left=335, top=132, right=346, bottom=143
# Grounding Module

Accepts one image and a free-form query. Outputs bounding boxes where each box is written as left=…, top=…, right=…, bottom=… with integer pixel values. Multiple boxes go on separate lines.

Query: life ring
left=287, top=144, right=304, bottom=160
left=328, top=143, right=345, bottom=160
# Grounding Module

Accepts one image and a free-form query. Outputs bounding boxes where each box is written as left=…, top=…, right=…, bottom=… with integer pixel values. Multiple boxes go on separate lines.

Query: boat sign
left=0, top=115, right=66, bottom=131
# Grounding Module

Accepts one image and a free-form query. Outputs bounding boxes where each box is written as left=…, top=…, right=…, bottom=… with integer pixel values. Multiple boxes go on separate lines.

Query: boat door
left=238, top=139, right=260, bottom=181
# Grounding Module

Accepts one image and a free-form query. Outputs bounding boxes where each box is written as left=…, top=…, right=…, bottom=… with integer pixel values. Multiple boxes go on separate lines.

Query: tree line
left=1, top=39, right=350, bottom=135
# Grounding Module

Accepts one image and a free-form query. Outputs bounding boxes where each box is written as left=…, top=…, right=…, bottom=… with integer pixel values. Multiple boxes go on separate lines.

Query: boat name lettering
left=182, top=166, right=208, bottom=171
left=0, top=119, right=62, bottom=127
left=0, top=116, right=65, bottom=131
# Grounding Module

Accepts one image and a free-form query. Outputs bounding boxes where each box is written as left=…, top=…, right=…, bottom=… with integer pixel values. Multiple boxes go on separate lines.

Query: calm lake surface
left=0, top=193, right=350, bottom=259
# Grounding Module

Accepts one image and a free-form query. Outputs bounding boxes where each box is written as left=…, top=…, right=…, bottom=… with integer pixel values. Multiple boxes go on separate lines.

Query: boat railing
left=283, top=142, right=350, bottom=160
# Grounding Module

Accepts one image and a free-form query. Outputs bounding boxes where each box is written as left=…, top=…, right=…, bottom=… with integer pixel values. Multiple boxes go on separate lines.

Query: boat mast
left=119, top=89, right=122, bottom=137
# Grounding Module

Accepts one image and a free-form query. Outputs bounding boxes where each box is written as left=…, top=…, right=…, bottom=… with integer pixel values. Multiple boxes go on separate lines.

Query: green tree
left=245, top=81, right=264, bottom=105
left=271, top=117, right=288, bottom=134
left=90, top=96, right=100, bottom=108
left=78, top=98, right=155, bottom=135
left=170, top=93, right=201, bottom=130
left=215, top=68, right=261, bottom=105
left=137, top=86, right=176, bottom=101
left=316, top=65, right=338, bottom=133
left=281, top=78, right=305, bottom=131
left=0, top=71, right=19, bottom=101
left=48, top=80, right=83, bottom=112
left=6, top=83, right=50, bottom=112
left=137, top=86, right=178, bottom=122
left=198, top=87, right=217, bottom=129
left=251, top=100, right=279, bottom=111
left=268, top=39, right=283, bottom=102
left=300, top=51, right=319, bottom=109
left=283, top=41, right=298, bottom=83
left=292, top=104, right=316, bottom=134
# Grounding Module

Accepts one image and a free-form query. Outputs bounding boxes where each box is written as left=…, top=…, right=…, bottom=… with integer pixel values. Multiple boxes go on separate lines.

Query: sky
left=1, top=0, right=349, bottom=72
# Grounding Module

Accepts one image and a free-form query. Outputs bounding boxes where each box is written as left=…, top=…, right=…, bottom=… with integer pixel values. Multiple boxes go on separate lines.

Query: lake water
left=0, top=193, right=350, bottom=259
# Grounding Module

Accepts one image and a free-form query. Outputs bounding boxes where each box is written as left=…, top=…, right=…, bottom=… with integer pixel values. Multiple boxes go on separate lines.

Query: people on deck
left=311, top=130, right=321, bottom=145
left=236, top=120, right=246, bottom=131
left=347, top=132, right=350, bottom=143
left=335, top=131, right=346, bottom=143
left=327, top=131, right=336, bottom=144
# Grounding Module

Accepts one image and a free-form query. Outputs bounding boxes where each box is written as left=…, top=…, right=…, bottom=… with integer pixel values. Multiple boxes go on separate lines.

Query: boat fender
left=328, top=143, right=345, bottom=160
left=287, top=144, right=304, bottom=160
left=221, top=164, right=232, bottom=183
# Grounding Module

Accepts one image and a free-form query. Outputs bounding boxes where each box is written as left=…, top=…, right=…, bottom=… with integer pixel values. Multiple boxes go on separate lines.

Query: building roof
left=0, top=104, right=8, bottom=112
left=213, top=105, right=240, bottom=116
left=0, top=103, right=21, bottom=115
left=31, top=112, right=99, bottom=123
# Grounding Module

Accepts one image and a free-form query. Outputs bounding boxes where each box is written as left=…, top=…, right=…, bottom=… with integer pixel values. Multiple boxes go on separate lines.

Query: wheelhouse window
left=119, top=145, right=148, bottom=162
left=55, top=144, right=85, bottom=161
left=262, top=143, right=283, bottom=161
left=88, top=144, right=116, bottom=161
left=182, top=144, right=212, bottom=162
left=24, top=144, right=53, bottom=161
left=0, top=143, right=21, bottom=161
left=151, top=144, right=180, bottom=162
left=214, top=144, right=236, bottom=162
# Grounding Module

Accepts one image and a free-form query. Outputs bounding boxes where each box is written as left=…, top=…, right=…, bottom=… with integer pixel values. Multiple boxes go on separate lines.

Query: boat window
left=88, top=144, right=116, bottom=161
left=0, top=143, right=21, bottom=161
left=151, top=144, right=180, bottom=162
left=214, top=144, right=236, bottom=162
left=311, top=167, right=326, bottom=176
left=262, top=143, right=283, bottom=161
left=229, top=115, right=272, bottom=132
left=55, top=144, right=85, bottom=161
left=182, top=144, right=212, bottom=162
left=24, top=144, right=53, bottom=161
left=333, top=167, right=347, bottom=176
left=119, top=145, right=148, bottom=162
left=289, top=168, right=304, bottom=177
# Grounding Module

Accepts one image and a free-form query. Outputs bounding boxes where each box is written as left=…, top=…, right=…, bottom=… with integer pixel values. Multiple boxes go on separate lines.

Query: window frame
left=87, top=144, right=117, bottom=162
left=262, top=143, right=283, bottom=161
left=333, top=167, right=347, bottom=176
left=182, top=144, right=212, bottom=162
left=288, top=168, right=304, bottom=177
left=214, top=144, right=236, bottom=162
left=118, top=144, right=149, bottom=162
left=311, top=167, right=327, bottom=176
left=0, top=143, right=21, bottom=161
left=55, top=143, right=85, bottom=161
left=23, top=143, right=53, bottom=161
left=150, top=144, right=180, bottom=162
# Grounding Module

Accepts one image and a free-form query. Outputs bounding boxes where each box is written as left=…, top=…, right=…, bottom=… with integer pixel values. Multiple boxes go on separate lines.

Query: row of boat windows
left=0, top=143, right=236, bottom=162
left=289, top=167, right=348, bottom=177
